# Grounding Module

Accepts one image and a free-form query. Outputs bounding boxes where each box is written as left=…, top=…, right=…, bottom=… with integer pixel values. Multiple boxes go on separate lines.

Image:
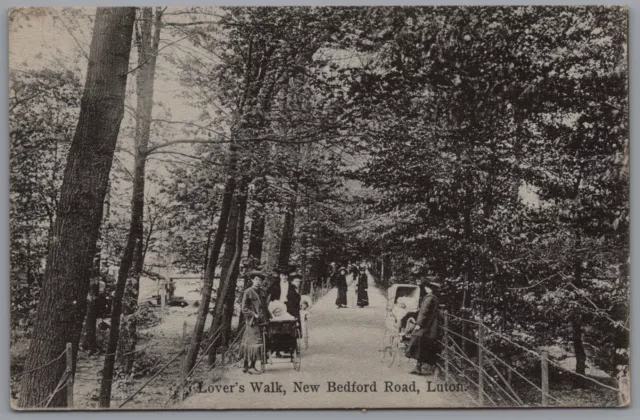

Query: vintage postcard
left=9, top=5, right=629, bottom=410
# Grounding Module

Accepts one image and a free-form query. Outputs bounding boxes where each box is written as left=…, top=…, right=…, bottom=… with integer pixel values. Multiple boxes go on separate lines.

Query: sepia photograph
left=8, top=5, right=629, bottom=410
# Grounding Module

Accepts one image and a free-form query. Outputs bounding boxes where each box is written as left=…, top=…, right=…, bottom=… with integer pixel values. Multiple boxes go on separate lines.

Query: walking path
left=182, top=272, right=463, bottom=409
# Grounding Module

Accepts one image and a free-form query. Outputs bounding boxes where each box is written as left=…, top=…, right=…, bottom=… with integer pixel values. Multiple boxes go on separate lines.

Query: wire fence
left=437, top=309, right=627, bottom=407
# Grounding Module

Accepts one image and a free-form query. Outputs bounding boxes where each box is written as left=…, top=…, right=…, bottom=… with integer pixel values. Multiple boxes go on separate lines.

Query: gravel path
left=182, top=272, right=463, bottom=409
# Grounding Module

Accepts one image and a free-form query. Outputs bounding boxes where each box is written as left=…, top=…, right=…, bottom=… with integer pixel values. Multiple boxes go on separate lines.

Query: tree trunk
left=82, top=181, right=111, bottom=354
left=572, top=257, right=586, bottom=377
left=183, top=162, right=236, bottom=375
left=80, top=250, right=102, bottom=354
left=276, top=183, right=298, bottom=270
left=238, top=179, right=267, bottom=331
left=117, top=6, right=163, bottom=375
left=222, top=182, right=249, bottom=348
left=247, top=179, right=267, bottom=269
left=18, top=7, right=136, bottom=408
left=207, top=177, right=249, bottom=366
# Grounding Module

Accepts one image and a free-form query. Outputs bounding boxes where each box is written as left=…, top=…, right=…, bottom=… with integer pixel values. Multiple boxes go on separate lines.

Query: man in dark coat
left=267, top=266, right=301, bottom=320
left=335, top=267, right=348, bottom=308
left=405, top=281, right=441, bottom=375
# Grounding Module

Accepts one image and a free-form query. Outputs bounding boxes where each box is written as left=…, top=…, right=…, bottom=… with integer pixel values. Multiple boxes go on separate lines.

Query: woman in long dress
left=356, top=270, right=369, bottom=307
left=241, top=271, right=269, bottom=374
left=405, top=282, right=441, bottom=375
left=335, top=268, right=348, bottom=308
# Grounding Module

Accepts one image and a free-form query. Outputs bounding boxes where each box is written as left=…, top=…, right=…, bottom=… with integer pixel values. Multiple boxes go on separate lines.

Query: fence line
left=435, top=361, right=479, bottom=406
left=438, top=352, right=499, bottom=407
left=438, top=309, right=620, bottom=407
left=443, top=335, right=523, bottom=407
left=118, top=349, right=185, bottom=408
left=11, top=349, right=67, bottom=379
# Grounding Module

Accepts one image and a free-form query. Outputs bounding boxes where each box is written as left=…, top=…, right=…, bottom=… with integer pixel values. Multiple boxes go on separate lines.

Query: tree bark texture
left=572, top=257, right=587, bottom=376
left=276, top=182, right=298, bottom=271
left=207, top=177, right=249, bottom=366
left=81, top=181, right=111, bottom=354
left=183, top=157, right=236, bottom=375
left=116, top=6, right=163, bottom=376
left=18, top=7, right=136, bottom=409
left=238, top=178, right=267, bottom=331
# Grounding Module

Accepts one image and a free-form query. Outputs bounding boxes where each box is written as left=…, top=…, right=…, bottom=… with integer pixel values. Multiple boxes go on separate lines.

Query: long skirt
left=241, top=322, right=263, bottom=363
left=357, top=288, right=369, bottom=307
left=405, top=334, right=440, bottom=366
left=336, top=288, right=348, bottom=306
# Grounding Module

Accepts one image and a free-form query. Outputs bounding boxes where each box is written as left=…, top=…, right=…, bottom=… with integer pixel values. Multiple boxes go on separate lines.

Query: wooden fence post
left=65, top=342, right=74, bottom=408
left=180, top=321, right=187, bottom=401
left=478, top=322, right=484, bottom=407
left=541, top=350, right=549, bottom=406
left=443, top=311, right=449, bottom=382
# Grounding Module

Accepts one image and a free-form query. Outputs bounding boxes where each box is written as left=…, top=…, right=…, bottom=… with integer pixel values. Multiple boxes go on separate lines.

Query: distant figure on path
left=165, top=279, right=176, bottom=300
left=356, top=266, right=369, bottom=308
left=241, top=271, right=269, bottom=374
left=335, top=267, right=348, bottom=308
left=328, top=262, right=338, bottom=288
left=405, top=280, right=441, bottom=375
left=349, top=262, right=360, bottom=282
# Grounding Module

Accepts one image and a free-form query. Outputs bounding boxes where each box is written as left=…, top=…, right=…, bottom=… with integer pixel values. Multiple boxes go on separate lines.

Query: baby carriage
left=380, top=284, right=421, bottom=366
left=260, top=320, right=302, bottom=372
left=259, top=301, right=302, bottom=372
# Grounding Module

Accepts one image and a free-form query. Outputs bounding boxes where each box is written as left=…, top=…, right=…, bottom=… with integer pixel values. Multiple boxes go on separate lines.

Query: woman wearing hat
left=335, top=267, right=349, bottom=308
left=241, top=271, right=269, bottom=374
left=405, top=280, right=441, bottom=375
left=356, top=265, right=369, bottom=308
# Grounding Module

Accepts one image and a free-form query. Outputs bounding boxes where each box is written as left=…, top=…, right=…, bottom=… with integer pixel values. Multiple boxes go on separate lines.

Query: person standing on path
left=241, top=271, right=269, bottom=374
left=335, top=267, right=348, bottom=308
left=267, top=266, right=301, bottom=320
left=356, top=266, right=369, bottom=308
left=405, top=280, right=441, bottom=375
left=267, top=266, right=301, bottom=357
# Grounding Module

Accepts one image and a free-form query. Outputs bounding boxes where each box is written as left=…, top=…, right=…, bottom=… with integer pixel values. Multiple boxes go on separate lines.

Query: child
left=268, top=300, right=295, bottom=321
left=300, top=296, right=312, bottom=350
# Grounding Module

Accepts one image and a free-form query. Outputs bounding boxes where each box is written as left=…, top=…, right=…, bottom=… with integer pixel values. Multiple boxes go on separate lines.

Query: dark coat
left=356, top=272, right=369, bottom=307
left=405, top=294, right=441, bottom=364
left=336, top=274, right=348, bottom=291
left=267, top=280, right=301, bottom=320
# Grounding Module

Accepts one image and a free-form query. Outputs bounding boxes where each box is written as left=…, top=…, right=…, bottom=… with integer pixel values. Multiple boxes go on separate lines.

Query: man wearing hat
left=240, top=270, right=270, bottom=374
left=405, top=278, right=442, bottom=375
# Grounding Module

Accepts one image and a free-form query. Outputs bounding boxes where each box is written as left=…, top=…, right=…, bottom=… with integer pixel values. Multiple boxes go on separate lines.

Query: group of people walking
left=240, top=266, right=310, bottom=375
left=330, top=261, right=369, bottom=309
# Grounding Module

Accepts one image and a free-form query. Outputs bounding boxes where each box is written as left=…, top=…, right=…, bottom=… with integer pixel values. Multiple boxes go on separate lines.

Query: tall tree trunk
left=222, top=182, right=249, bottom=346
left=183, top=156, right=237, bottom=375
left=572, top=255, right=586, bottom=376
left=276, top=182, right=298, bottom=270
left=118, top=6, right=163, bottom=375
left=99, top=7, right=161, bottom=406
left=238, top=178, right=267, bottom=331
left=247, top=180, right=267, bottom=269
left=18, top=7, right=136, bottom=408
left=82, top=183, right=110, bottom=354
left=207, top=177, right=249, bottom=366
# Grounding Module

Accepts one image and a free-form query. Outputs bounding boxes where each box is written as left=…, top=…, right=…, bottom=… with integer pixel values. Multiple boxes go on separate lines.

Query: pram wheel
left=381, top=345, right=396, bottom=367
